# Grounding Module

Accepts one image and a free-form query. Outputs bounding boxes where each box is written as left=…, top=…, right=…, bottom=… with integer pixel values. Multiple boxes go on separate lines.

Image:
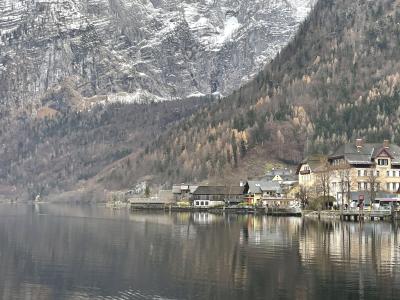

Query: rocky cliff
left=0, top=0, right=314, bottom=111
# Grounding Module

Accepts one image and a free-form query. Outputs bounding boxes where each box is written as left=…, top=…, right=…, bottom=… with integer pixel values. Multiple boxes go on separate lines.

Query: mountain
left=0, top=97, right=212, bottom=199
left=103, top=0, right=400, bottom=188
left=0, top=0, right=314, bottom=112
left=4, top=0, right=400, bottom=200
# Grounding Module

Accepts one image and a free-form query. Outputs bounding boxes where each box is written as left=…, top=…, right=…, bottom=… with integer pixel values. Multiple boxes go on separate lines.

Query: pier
left=340, top=210, right=395, bottom=221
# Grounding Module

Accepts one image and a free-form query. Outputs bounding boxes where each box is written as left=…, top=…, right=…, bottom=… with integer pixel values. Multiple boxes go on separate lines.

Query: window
left=394, top=171, right=397, bottom=177
left=205, top=201, right=209, bottom=206
left=393, top=183, right=397, bottom=191
left=364, top=170, right=368, bottom=176
left=387, top=183, right=391, bottom=191
left=196, top=201, right=199, bottom=206
left=364, top=182, right=368, bottom=190
left=358, top=182, right=362, bottom=191
left=358, top=170, right=361, bottom=177
left=387, top=171, right=390, bottom=177
left=200, top=201, right=204, bottom=206
left=378, top=159, right=389, bottom=166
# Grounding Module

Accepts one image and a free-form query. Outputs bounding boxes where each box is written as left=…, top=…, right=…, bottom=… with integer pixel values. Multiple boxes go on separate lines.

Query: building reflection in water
left=299, top=220, right=400, bottom=273
left=0, top=205, right=400, bottom=299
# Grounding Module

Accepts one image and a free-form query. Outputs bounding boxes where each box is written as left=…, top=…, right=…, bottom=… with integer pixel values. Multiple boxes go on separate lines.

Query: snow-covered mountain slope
left=0, top=0, right=315, bottom=110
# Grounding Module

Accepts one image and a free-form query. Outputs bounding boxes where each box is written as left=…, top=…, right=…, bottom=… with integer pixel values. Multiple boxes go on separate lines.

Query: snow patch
left=186, top=91, right=206, bottom=98
left=214, top=16, right=241, bottom=46
left=94, top=91, right=165, bottom=105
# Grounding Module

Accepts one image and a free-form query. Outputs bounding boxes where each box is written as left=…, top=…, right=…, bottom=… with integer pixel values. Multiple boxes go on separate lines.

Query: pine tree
left=145, top=185, right=150, bottom=198
left=231, top=132, right=238, bottom=167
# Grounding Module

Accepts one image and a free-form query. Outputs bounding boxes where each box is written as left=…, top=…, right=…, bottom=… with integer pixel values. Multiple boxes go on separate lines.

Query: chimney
left=384, top=139, right=390, bottom=149
left=355, top=138, right=363, bottom=152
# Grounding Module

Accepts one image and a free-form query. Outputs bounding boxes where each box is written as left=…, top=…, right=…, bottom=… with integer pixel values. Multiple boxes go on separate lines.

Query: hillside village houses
left=126, top=139, right=400, bottom=210
left=171, top=182, right=298, bottom=208
left=298, top=139, right=400, bottom=206
left=243, top=168, right=297, bottom=205
left=170, top=168, right=299, bottom=208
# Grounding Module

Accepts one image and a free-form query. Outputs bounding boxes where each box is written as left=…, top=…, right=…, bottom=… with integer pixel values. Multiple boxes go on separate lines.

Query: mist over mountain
left=0, top=0, right=314, bottom=112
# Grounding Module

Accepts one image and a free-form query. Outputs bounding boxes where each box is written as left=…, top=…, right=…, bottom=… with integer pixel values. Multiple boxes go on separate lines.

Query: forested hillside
left=0, top=98, right=211, bottom=199
left=100, top=0, right=400, bottom=188
left=3, top=0, right=400, bottom=199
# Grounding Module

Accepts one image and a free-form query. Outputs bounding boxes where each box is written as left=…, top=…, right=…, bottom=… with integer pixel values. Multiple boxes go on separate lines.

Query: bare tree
left=366, top=167, right=379, bottom=205
left=316, top=173, right=330, bottom=209
left=345, top=168, right=352, bottom=207
left=315, top=158, right=332, bottom=210
left=296, top=186, right=309, bottom=209
left=337, top=162, right=352, bottom=213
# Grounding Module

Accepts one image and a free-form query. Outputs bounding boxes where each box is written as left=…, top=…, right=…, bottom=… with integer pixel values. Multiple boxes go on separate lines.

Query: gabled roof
left=264, top=168, right=292, bottom=177
left=262, top=168, right=297, bottom=181
left=296, top=154, right=327, bottom=174
left=260, top=181, right=282, bottom=193
left=329, top=142, right=400, bottom=165
left=192, top=186, right=245, bottom=195
left=247, top=181, right=262, bottom=194
left=329, top=143, right=374, bottom=164
left=172, top=184, right=198, bottom=194
left=247, top=180, right=282, bottom=194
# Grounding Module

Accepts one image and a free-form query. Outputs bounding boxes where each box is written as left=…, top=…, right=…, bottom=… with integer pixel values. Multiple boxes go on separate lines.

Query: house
left=328, top=139, right=400, bottom=204
left=261, top=168, right=298, bottom=194
left=192, top=186, right=246, bottom=208
left=261, top=168, right=296, bottom=183
left=296, top=154, right=327, bottom=196
left=245, top=180, right=299, bottom=207
left=172, top=184, right=198, bottom=202
left=245, top=180, right=282, bottom=205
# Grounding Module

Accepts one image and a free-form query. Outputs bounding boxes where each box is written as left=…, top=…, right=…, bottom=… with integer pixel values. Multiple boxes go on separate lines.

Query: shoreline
left=130, top=205, right=303, bottom=216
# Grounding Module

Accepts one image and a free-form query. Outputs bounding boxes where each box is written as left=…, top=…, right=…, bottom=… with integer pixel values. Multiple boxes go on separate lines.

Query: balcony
left=300, top=170, right=311, bottom=175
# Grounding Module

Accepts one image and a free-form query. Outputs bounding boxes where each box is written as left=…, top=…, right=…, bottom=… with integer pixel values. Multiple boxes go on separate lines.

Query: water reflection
left=0, top=204, right=399, bottom=299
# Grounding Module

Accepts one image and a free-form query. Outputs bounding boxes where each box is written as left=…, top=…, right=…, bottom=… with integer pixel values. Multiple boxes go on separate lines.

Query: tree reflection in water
left=0, top=204, right=399, bottom=299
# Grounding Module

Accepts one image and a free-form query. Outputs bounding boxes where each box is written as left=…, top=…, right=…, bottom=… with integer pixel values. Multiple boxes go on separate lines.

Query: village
left=108, top=139, right=400, bottom=220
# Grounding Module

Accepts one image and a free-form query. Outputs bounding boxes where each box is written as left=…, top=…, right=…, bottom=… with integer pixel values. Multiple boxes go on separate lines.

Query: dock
left=340, top=209, right=395, bottom=221
left=304, top=209, right=400, bottom=221
left=266, top=207, right=302, bottom=217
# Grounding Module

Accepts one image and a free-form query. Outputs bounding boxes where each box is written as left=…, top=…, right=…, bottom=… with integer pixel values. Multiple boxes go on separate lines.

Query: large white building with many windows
left=298, top=139, right=400, bottom=205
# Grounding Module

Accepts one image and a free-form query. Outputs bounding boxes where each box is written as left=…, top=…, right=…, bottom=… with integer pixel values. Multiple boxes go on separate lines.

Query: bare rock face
left=0, top=0, right=314, bottom=110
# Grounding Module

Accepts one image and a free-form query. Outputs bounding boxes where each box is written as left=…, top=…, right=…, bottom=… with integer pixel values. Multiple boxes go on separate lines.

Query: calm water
left=0, top=204, right=400, bottom=299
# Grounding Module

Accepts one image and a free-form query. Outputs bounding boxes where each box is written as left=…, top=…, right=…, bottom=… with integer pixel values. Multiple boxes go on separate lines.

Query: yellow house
left=328, top=139, right=400, bottom=204
left=296, top=154, right=327, bottom=196
left=245, top=180, right=282, bottom=205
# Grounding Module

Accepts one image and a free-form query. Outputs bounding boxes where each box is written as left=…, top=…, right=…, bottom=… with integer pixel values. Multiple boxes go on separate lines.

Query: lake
left=0, top=204, right=399, bottom=299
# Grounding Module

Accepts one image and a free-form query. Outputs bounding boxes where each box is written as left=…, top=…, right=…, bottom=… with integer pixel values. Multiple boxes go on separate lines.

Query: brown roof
left=296, top=154, right=327, bottom=174
left=329, top=142, right=400, bottom=165
left=193, top=186, right=245, bottom=195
